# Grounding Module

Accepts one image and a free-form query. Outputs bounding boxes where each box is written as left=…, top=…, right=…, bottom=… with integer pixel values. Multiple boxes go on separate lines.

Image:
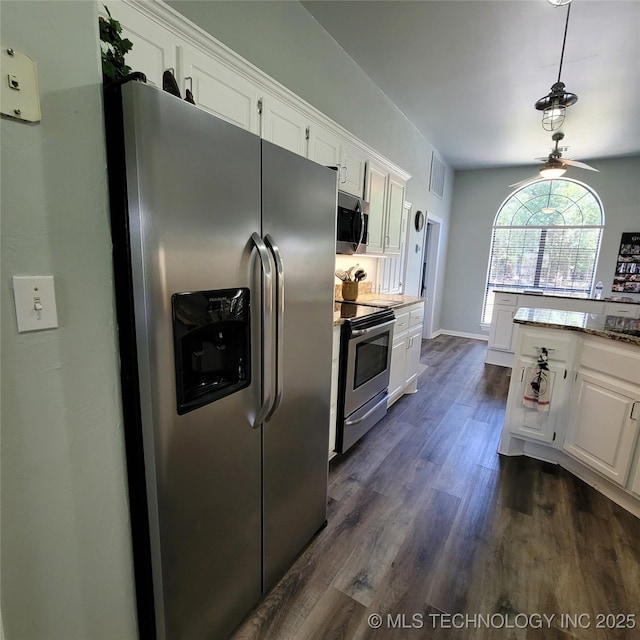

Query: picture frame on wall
left=612, top=232, right=640, bottom=293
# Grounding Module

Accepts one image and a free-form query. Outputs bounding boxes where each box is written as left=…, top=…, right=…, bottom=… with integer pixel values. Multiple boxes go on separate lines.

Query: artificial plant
left=99, top=5, right=133, bottom=81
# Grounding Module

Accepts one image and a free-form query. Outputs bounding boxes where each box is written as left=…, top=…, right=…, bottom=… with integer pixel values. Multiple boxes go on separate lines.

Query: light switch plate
left=12, top=276, right=58, bottom=332
left=1, top=46, right=41, bottom=122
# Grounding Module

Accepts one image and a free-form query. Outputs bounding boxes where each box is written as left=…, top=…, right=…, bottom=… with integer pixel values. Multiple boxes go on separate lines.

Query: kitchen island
left=498, top=307, right=640, bottom=516
left=485, top=291, right=639, bottom=366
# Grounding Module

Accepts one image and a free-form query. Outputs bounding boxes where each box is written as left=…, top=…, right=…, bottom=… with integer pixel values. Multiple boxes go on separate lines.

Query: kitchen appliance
left=336, top=190, right=369, bottom=255
left=336, top=303, right=395, bottom=453
left=103, top=80, right=336, bottom=640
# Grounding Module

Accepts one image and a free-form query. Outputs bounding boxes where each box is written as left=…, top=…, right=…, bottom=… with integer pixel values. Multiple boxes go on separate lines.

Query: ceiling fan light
left=547, top=0, right=572, bottom=6
left=542, top=103, right=566, bottom=131
left=541, top=207, right=557, bottom=214
left=539, top=165, right=567, bottom=179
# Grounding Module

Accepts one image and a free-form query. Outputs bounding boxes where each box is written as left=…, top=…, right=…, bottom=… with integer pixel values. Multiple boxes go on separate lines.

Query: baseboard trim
left=438, top=330, right=488, bottom=341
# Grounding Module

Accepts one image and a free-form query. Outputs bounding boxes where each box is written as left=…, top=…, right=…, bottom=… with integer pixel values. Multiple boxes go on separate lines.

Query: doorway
left=421, top=215, right=442, bottom=339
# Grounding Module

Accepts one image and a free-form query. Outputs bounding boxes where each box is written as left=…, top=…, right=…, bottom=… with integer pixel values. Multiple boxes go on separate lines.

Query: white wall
left=165, top=0, right=454, bottom=325
left=441, top=156, right=640, bottom=336
left=1, top=2, right=138, bottom=638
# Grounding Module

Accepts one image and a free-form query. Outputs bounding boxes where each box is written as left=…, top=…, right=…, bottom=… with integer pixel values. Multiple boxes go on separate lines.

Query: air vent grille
left=429, top=152, right=446, bottom=199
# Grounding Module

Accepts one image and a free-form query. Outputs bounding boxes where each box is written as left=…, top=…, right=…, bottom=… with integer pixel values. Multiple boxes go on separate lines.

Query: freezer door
left=261, top=141, right=337, bottom=590
left=120, top=82, right=262, bottom=640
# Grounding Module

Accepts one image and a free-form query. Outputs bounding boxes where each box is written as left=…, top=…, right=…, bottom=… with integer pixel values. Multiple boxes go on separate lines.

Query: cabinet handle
left=341, top=166, right=348, bottom=183
left=185, top=76, right=193, bottom=93
left=533, top=345, right=555, bottom=353
left=631, top=402, right=639, bottom=421
left=519, top=368, right=525, bottom=382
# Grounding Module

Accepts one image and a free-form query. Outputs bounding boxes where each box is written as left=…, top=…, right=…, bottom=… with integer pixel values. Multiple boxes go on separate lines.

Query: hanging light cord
left=556, top=3, right=572, bottom=83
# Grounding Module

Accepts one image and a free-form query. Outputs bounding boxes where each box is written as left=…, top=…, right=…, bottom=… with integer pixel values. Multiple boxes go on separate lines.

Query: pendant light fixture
left=535, top=2, right=578, bottom=131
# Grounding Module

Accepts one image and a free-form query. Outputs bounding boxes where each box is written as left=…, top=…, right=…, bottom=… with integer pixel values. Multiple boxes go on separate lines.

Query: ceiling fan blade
left=561, top=158, right=600, bottom=172
left=534, top=157, right=549, bottom=162
left=509, top=175, right=538, bottom=188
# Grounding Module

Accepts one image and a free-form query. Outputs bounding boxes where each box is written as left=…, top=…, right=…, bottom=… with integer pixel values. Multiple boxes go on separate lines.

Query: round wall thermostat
left=414, top=210, right=425, bottom=232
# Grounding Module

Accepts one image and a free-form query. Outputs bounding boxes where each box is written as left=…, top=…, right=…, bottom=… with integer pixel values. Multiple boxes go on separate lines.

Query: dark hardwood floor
left=232, top=335, right=640, bottom=640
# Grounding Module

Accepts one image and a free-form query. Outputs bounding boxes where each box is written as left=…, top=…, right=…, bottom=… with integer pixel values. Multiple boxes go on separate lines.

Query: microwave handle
left=354, top=209, right=365, bottom=253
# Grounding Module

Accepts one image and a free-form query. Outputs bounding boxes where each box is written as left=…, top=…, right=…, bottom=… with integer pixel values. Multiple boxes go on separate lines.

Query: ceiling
left=302, top=0, right=640, bottom=170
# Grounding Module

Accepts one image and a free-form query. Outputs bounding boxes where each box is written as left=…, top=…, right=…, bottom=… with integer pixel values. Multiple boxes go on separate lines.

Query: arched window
left=482, top=178, right=604, bottom=324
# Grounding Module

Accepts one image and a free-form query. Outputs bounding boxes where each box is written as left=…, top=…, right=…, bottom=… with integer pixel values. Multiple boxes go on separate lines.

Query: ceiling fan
left=509, top=133, right=599, bottom=188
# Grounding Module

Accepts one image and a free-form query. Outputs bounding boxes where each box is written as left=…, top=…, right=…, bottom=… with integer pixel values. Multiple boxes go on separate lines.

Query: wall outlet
left=12, top=275, right=58, bottom=332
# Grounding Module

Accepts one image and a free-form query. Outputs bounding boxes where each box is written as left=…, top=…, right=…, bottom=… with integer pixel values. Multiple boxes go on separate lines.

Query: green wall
left=1, top=2, right=137, bottom=638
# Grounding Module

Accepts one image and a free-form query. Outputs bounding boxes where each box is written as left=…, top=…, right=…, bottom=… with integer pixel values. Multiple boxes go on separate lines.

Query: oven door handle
left=344, top=392, right=388, bottom=426
left=350, top=319, right=396, bottom=338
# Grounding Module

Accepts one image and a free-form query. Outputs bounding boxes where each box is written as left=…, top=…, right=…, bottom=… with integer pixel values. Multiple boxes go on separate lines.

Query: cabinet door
left=103, top=3, right=177, bottom=89
left=404, top=326, right=423, bottom=388
left=365, top=161, right=387, bottom=255
left=631, top=453, right=640, bottom=497
left=488, top=305, right=515, bottom=351
left=340, top=142, right=367, bottom=198
left=388, top=334, right=408, bottom=405
left=383, top=174, right=406, bottom=256
left=180, top=46, right=260, bottom=134
left=307, top=124, right=341, bottom=167
left=506, top=358, right=568, bottom=444
left=563, top=372, right=640, bottom=486
left=261, top=94, right=308, bottom=157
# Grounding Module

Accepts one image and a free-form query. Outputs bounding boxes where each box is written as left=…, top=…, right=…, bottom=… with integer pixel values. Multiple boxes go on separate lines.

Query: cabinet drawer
left=605, top=303, right=640, bottom=319
left=409, top=306, right=424, bottom=327
left=519, top=331, right=574, bottom=362
left=494, top=293, right=518, bottom=307
left=394, top=311, right=410, bottom=334
left=580, top=339, right=640, bottom=385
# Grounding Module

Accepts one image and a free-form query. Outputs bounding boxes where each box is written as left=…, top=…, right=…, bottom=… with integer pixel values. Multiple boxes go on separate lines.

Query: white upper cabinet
left=339, top=141, right=367, bottom=198
left=180, top=46, right=261, bottom=134
left=366, top=162, right=406, bottom=256
left=365, top=160, right=388, bottom=254
left=384, top=173, right=406, bottom=256
left=103, top=3, right=177, bottom=88
left=261, top=93, right=308, bottom=157
left=307, top=124, right=342, bottom=167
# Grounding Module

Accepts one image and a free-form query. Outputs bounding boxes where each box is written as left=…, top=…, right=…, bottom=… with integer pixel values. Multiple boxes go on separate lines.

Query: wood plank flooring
left=232, top=335, right=640, bottom=640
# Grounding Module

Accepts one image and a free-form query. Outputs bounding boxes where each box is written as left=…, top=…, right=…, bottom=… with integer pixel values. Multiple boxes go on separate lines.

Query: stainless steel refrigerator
left=104, top=80, right=336, bottom=639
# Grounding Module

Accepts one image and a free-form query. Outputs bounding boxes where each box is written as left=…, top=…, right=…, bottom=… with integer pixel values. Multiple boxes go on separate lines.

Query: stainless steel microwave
left=336, top=190, right=369, bottom=255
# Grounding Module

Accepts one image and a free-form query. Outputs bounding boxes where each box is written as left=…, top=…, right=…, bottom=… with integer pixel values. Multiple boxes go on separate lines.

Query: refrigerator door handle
left=250, top=232, right=275, bottom=427
left=264, top=234, right=284, bottom=420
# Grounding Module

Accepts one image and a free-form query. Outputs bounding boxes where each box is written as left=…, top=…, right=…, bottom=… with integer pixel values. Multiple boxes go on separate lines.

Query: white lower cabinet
left=631, top=457, right=640, bottom=498
left=506, top=357, right=570, bottom=444
left=388, top=303, right=424, bottom=406
left=499, top=326, right=640, bottom=515
left=563, top=372, right=640, bottom=486
left=487, top=305, right=516, bottom=352
left=329, top=326, right=341, bottom=459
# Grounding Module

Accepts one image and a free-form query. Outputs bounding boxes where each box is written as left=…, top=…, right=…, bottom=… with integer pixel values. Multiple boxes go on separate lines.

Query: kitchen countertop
left=493, top=290, right=640, bottom=305
left=513, top=307, right=640, bottom=346
left=333, top=294, right=426, bottom=326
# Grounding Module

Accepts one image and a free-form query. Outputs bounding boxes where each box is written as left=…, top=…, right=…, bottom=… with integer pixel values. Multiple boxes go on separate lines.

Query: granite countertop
left=333, top=294, right=426, bottom=326
left=513, top=307, right=640, bottom=347
left=493, top=289, right=640, bottom=305
left=334, top=293, right=425, bottom=309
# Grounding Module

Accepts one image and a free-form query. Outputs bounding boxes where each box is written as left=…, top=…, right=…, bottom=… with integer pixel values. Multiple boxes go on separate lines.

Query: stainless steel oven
left=336, top=304, right=395, bottom=453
